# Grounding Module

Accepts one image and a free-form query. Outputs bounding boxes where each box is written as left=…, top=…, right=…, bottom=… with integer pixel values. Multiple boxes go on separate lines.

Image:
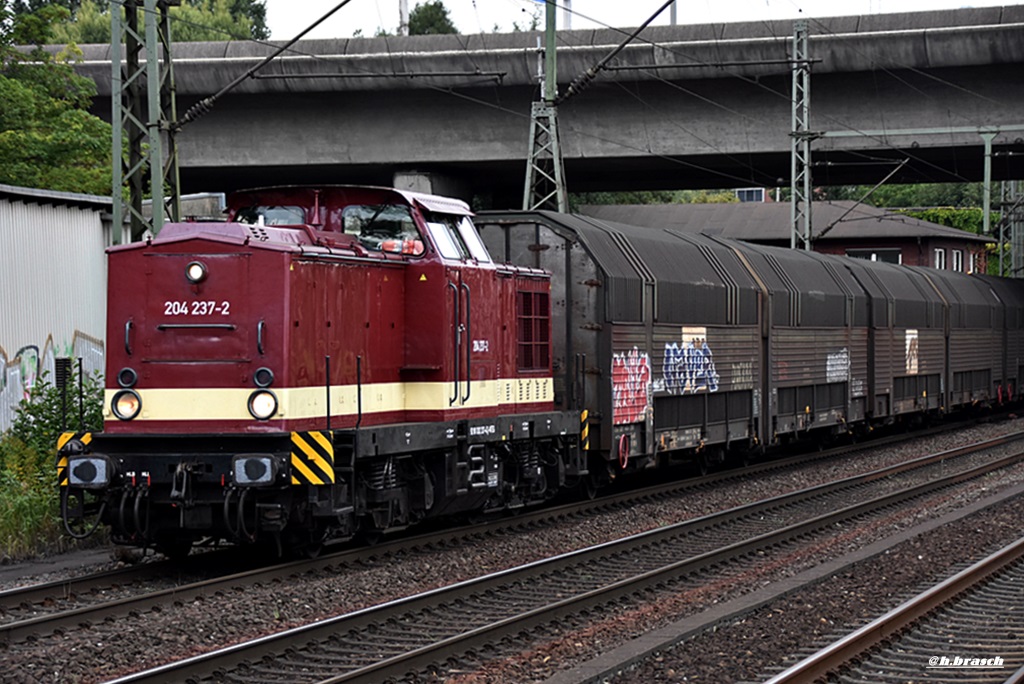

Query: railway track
left=762, top=536, right=1024, bottom=684
left=92, top=430, right=1024, bottom=683
left=0, top=423, right=976, bottom=645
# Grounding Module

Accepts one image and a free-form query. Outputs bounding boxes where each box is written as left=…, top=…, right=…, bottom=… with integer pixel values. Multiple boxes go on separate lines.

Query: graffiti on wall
left=0, top=332, right=104, bottom=433
left=662, top=326, right=719, bottom=395
left=612, top=347, right=651, bottom=425
left=905, top=329, right=919, bottom=375
left=731, top=361, right=754, bottom=390
left=826, top=348, right=851, bottom=383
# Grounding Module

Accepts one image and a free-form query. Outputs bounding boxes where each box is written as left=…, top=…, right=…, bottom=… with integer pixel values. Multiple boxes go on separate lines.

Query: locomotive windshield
left=342, top=204, right=425, bottom=256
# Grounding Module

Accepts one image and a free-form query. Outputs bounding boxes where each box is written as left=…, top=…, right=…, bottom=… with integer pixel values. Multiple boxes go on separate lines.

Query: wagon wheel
left=580, top=470, right=601, bottom=500
left=357, top=526, right=384, bottom=546
left=696, top=452, right=710, bottom=477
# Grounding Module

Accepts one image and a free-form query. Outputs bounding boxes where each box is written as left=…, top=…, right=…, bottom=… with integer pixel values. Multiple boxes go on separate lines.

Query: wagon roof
left=578, top=200, right=990, bottom=244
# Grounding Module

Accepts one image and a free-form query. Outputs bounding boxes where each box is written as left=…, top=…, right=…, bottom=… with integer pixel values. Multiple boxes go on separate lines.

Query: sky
left=263, top=0, right=1012, bottom=40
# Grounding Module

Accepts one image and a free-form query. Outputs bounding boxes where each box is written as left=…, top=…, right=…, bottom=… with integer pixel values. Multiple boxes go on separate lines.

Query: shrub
left=8, top=369, right=103, bottom=458
left=0, top=369, right=104, bottom=560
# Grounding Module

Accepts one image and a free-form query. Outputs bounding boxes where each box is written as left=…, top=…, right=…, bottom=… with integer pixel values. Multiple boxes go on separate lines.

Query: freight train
left=56, top=186, right=1024, bottom=557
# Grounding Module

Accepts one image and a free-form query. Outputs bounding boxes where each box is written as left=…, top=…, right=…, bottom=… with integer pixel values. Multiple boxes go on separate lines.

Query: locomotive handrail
left=124, top=320, right=134, bottom=356
left=448, top=280, right=460, bottom=406
left=156, top=323, right=237, bottom=330
left=257, top=320, right=266, bottom=355
left=462, top=281, right=472, bottom=403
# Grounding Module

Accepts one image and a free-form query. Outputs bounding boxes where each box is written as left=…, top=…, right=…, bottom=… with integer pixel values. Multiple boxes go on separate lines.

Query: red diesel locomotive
left=57, top=186, right=584, bottom=556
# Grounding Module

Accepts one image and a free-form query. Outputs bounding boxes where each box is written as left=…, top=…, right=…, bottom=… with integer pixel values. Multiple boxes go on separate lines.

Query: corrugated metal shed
left=0, top=184, right=112, bottom=432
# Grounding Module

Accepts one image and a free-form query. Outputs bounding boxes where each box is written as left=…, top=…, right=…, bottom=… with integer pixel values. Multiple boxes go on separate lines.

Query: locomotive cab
left=58, top=186, right=582, bottom=556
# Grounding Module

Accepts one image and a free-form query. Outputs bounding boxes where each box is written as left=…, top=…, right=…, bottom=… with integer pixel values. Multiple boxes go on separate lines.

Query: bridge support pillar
left=393, top=171, right=470, bottom=202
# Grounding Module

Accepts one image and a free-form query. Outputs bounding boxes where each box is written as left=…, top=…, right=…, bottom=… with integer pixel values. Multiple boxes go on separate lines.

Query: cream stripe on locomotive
left=102, top=378, right=553, bottom=422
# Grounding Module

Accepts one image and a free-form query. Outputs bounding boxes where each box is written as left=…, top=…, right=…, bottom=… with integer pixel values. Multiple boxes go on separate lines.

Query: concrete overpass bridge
left=76, top=5, right=1024, bottom=205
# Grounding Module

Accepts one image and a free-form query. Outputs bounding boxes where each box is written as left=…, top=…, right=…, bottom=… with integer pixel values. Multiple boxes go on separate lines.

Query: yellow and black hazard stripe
left=580, top=410, right=589, bottom=451
left=290, top=431, right=335, bottom=485
left=56, top=431, right=92, bottom=487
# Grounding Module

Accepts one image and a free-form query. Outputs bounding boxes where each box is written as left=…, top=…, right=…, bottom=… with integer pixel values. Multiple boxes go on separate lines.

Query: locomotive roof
left=230, top=185, right=472, bottom=216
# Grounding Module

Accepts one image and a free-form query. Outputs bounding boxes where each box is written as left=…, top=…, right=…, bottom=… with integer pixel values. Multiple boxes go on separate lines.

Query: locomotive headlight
left=247, top=390, right=278, bottom=420
left=232, top=454, right=277, bottom=486
left=112, top=389, right=142, bottom=421
left=68, top=455, right=114, bottom=488
left=185, top=260, right=208, bottom=283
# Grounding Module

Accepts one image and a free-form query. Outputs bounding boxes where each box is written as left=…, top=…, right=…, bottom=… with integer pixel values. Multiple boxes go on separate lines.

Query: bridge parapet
left=73, top=6, right=1024, bottom=95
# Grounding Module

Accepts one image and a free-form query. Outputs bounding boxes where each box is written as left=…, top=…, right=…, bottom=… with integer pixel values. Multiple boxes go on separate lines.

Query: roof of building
left=577, top=200, right=991, bottom=245
left=0, top=183, right=112, bottom=212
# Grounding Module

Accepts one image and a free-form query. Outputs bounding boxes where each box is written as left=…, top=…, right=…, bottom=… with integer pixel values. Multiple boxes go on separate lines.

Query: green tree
left=818, top=182, right=987, bottom=208
left=409, top=0, right=457, bottom=35
left=49, top=0, right=105, bottom=43
left=570, top=189, right=739, bottom=211
left=49, top=0, right=268, bottom=44
left=0, top=1, right=112, bottom=194
left=12, top=0, right=81, bottom=15
left=228, top=0, right=267, bottom=39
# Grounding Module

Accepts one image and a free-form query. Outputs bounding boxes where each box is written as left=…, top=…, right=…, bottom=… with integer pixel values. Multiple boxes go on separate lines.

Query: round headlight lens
left=247, top=390, right=278, bottom=420
left=112, top=389, right=142, bottom=420
left=185, top=261, right=207, bottom=283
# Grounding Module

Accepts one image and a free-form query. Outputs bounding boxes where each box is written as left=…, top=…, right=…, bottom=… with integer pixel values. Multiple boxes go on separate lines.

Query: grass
left=0, top=435, right=66, bottom=560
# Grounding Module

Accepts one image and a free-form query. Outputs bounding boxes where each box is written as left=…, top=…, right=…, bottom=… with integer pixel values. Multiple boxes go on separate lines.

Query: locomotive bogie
left=59, top=409, right=580, bottom=550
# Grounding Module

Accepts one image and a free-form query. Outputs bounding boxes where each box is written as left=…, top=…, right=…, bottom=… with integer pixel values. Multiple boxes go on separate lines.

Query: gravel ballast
left=1, top=420, right=1023, bottom=683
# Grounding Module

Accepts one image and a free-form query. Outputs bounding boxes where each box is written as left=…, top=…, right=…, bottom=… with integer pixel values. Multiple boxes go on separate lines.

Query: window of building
left=934, top=248, right=947, bottom=270
left=969, top=252, right=981, bottom=274
left=952, top=249, right=964, bottom=272
left=735, top=188, right=765, bottom=203
left=517, top=291, right=550, bottom=371
left=845, top=248, right=902, bottom=264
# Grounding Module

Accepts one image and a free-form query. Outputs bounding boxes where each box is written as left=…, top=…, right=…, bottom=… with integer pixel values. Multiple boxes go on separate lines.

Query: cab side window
left=422, top=212, right=492, bottom=263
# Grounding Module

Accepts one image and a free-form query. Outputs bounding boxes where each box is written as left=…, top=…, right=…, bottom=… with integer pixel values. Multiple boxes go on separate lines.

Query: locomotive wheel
left=282, top=527, right=327, bottom=559
left=154, top=535, right=193, bottom=561
left=354, top=514, right=386, bottom=546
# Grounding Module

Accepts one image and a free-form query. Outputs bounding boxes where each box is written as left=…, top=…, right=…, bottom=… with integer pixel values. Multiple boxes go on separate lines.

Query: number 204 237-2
left=164, top=300, right=231, bottom=316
